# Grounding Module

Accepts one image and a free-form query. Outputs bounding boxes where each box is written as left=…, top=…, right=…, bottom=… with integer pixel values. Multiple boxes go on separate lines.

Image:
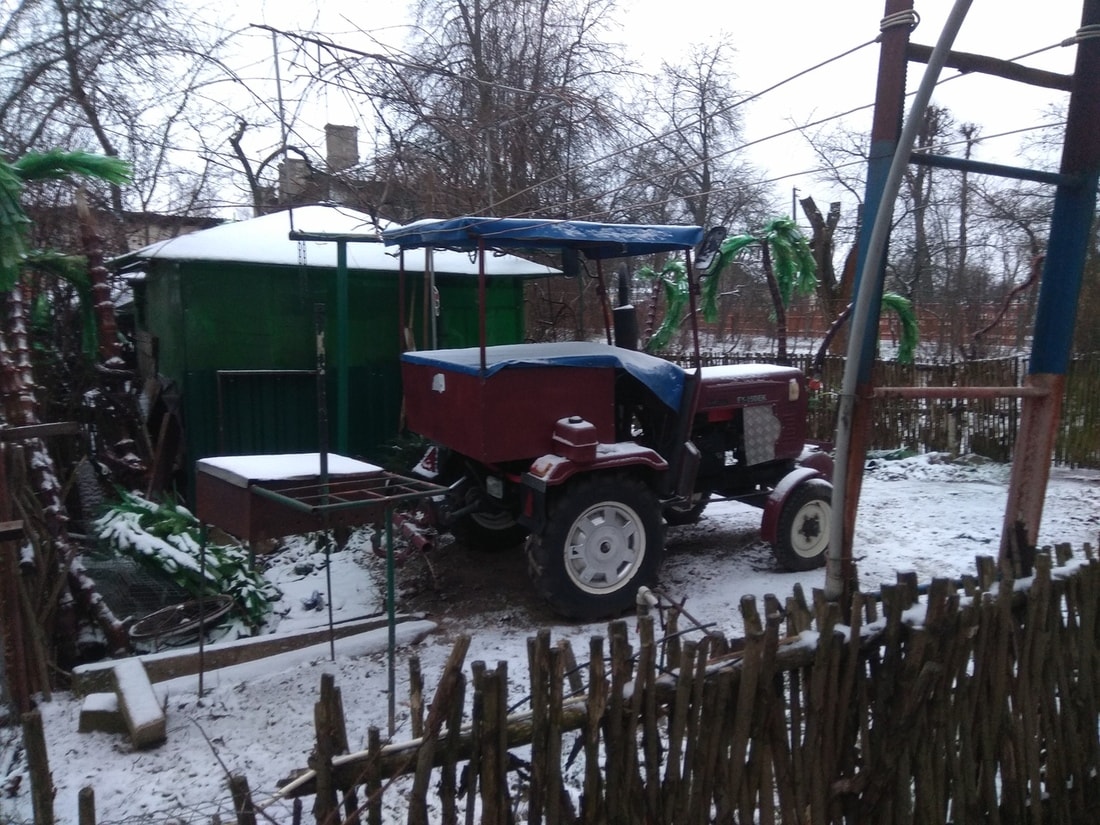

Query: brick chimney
left=325, top=124, right=359, bottom=172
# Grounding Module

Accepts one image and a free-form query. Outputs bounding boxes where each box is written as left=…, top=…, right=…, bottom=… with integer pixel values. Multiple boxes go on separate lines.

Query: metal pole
left=198, top=522, right=207, bottom=697
left=478, top=239, right=487, bottom=372
left=314, top=304, right=335, bottom=659
left=336, top=242, right=349, bottom=455
left=827, top=0, right=972, bottom=600
left=427, top=247, right=437, bottom=350
left=1001, top=0, right=1100, bottom=558
left=386, top=506, right=396, bottom=736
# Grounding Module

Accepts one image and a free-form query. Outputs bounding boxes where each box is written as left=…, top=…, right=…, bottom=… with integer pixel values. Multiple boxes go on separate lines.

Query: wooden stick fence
left=257, top=544, right=1099, bottom=825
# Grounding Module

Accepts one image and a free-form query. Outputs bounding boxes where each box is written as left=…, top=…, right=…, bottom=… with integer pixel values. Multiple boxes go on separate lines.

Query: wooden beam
left=0, top=521, right=24, bottom=542
left=0, top=421, right=80, bottom=441
left=873, top=385, right=1050, bottom=400
left=907, top=43, right=1073, bottom=91
left=71, top=613, right=432, bottom=695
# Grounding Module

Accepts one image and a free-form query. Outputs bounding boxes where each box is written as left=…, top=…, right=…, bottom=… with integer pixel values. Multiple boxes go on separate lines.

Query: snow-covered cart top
left=382, top=216, right=705, bottom=259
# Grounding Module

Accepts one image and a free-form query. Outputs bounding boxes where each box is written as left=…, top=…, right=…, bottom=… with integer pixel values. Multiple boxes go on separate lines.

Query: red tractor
left=383, top=217, right=832, bottom=619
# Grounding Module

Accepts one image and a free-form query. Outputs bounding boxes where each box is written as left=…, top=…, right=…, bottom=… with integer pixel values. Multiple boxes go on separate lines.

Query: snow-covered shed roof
left=117, top=204, right=556, bottom=277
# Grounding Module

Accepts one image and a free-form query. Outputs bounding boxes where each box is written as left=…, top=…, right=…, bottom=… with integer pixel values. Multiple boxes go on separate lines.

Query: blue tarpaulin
left=402, top=342, right=687, bottom=410
left=382, top=216, right=705, bottom=260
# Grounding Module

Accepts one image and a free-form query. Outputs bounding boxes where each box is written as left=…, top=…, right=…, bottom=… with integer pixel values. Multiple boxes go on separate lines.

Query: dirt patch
left=383, top=507, right=768, bottom=630
left=385, top=534, right=564, bottom=627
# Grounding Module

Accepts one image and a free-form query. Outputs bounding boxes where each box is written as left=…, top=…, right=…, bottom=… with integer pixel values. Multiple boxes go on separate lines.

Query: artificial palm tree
left=1, top=150, right=131, bottom=287
left=643, top=217, right=918, bottom=372
left=641, top=217, right=817, bottom=360
left=700, top=217, right=818, bottom=364
left=1, top=149, right=132, bottom=671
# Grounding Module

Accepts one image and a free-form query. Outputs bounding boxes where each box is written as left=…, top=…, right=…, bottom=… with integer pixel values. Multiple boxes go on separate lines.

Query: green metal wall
left=139, top=260, right=526, bottom=498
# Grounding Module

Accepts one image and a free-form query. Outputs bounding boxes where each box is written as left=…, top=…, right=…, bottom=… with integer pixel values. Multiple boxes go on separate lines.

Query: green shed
left=119, top=205, right=554, bottom=497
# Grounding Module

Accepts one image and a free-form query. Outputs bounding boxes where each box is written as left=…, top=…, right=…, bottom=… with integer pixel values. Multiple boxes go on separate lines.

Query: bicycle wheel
left=128, top=595, right=234, bottom=642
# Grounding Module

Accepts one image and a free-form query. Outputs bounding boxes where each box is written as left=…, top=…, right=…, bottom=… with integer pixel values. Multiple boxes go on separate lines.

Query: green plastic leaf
left=94, top=490, right=281, bottom=629
left=644, top=260, right=690, bottom=352
left=882, top=292, right=919, bottom=364
left=13, top=150, right=132, bottom=185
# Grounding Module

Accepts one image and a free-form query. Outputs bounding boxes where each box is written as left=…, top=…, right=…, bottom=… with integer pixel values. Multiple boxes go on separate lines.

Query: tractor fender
left=517, top=445, right=669, bottom=533
left=527, top=444, right=668, bottom=488
left=760, top=466, right=830, bottom=544
left=797, top=444, right=835, bottom=481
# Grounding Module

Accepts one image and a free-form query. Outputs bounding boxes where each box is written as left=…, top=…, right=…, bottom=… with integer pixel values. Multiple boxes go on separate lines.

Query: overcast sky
left=234, top=0, right=1085, bottom=219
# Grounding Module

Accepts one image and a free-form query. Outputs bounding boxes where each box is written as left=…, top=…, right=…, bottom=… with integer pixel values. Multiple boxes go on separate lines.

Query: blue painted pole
left=1001, top=0, right=1100, bottom=558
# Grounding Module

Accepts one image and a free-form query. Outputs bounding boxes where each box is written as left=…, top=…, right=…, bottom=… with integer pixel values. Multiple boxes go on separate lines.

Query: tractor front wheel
left=527, top=474, right=665, bottom=620
left=773, top=479, right=831, bottom=571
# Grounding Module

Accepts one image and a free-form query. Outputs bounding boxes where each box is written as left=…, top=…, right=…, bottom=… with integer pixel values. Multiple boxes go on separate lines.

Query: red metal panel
left=401, top=361, right=616, bottom=464
left=195, top=467, right=385, bottom=543
left=696, top=366, right=809, bottom=462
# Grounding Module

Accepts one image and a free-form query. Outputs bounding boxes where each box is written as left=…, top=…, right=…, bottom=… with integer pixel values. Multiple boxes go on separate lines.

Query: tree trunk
left=760, top=244, right=788, bottom=365
left=75, top=190, right=121, bottom=366
left=0, top=285, right=129, bottom=660
left=799, top=196, right=842, bottom=317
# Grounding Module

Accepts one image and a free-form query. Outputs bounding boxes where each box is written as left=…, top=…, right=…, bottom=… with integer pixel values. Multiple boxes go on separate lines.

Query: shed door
left=216, top=370, right=320, bottom=455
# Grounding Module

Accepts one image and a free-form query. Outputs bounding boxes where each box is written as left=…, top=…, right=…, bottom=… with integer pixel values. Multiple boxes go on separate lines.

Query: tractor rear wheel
left=527, top=474, right=664, bottom=620
left=773, top=479, right=831, bottom=571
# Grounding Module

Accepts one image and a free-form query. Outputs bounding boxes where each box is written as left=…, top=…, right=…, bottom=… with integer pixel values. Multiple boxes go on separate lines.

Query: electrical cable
left=202, top=17, right=1075, bottom=220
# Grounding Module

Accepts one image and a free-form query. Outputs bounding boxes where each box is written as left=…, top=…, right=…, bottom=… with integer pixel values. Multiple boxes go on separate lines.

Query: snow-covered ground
left=2, top=454, right=1098, bottom=824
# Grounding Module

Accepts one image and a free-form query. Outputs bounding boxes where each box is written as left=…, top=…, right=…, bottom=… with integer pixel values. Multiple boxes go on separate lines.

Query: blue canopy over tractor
left=382, top=216, right=705, bottom=260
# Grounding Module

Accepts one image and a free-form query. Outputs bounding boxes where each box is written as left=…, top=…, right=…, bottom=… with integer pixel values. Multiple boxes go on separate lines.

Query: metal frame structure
left=828, top=0, right=1100, bottom=601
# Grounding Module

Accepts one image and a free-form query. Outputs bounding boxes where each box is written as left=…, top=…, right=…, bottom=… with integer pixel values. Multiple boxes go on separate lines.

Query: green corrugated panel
left=215, top=371, right=320, bottom=455
left=402, top=275, right=525, bottom=350
left=142, top=259, right=526, bottom=500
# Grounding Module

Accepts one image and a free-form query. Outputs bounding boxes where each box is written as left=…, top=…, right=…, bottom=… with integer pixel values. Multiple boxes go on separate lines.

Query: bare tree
left=0, top=0, right=239, bottom=228
left=799, top=102, right=1060, bottom=358
left=799, top=195, right=851, bottom=323
left=305, top=0, right=628, bottom=220
left=608, top=41, right=770, bottom=230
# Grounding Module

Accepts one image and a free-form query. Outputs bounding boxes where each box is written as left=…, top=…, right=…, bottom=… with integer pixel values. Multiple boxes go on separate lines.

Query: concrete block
left=112, top=659, right=167, bottom=748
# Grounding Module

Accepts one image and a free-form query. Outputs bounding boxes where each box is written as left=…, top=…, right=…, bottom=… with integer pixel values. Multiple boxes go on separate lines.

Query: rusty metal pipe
left=392, top=511, right=434, bottom=554
left=873, top=385, right=1050, bottom=399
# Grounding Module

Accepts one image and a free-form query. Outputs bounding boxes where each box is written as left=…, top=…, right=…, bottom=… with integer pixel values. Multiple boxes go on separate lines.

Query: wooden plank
left=22, top=710, right=53, bottom=825
left=71, top=613, right=430, bottom=694
left=582, top=637, right=605, bottom=825
left=0, top=520, right=24, bottom=542
left=0, top=421, right=80, bottom=441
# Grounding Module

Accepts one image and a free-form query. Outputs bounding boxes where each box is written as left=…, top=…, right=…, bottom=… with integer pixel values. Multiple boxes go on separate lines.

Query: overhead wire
left=245, top=17, right=1074, bottom=223
left=516, top=44, right=1073, bottom=222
